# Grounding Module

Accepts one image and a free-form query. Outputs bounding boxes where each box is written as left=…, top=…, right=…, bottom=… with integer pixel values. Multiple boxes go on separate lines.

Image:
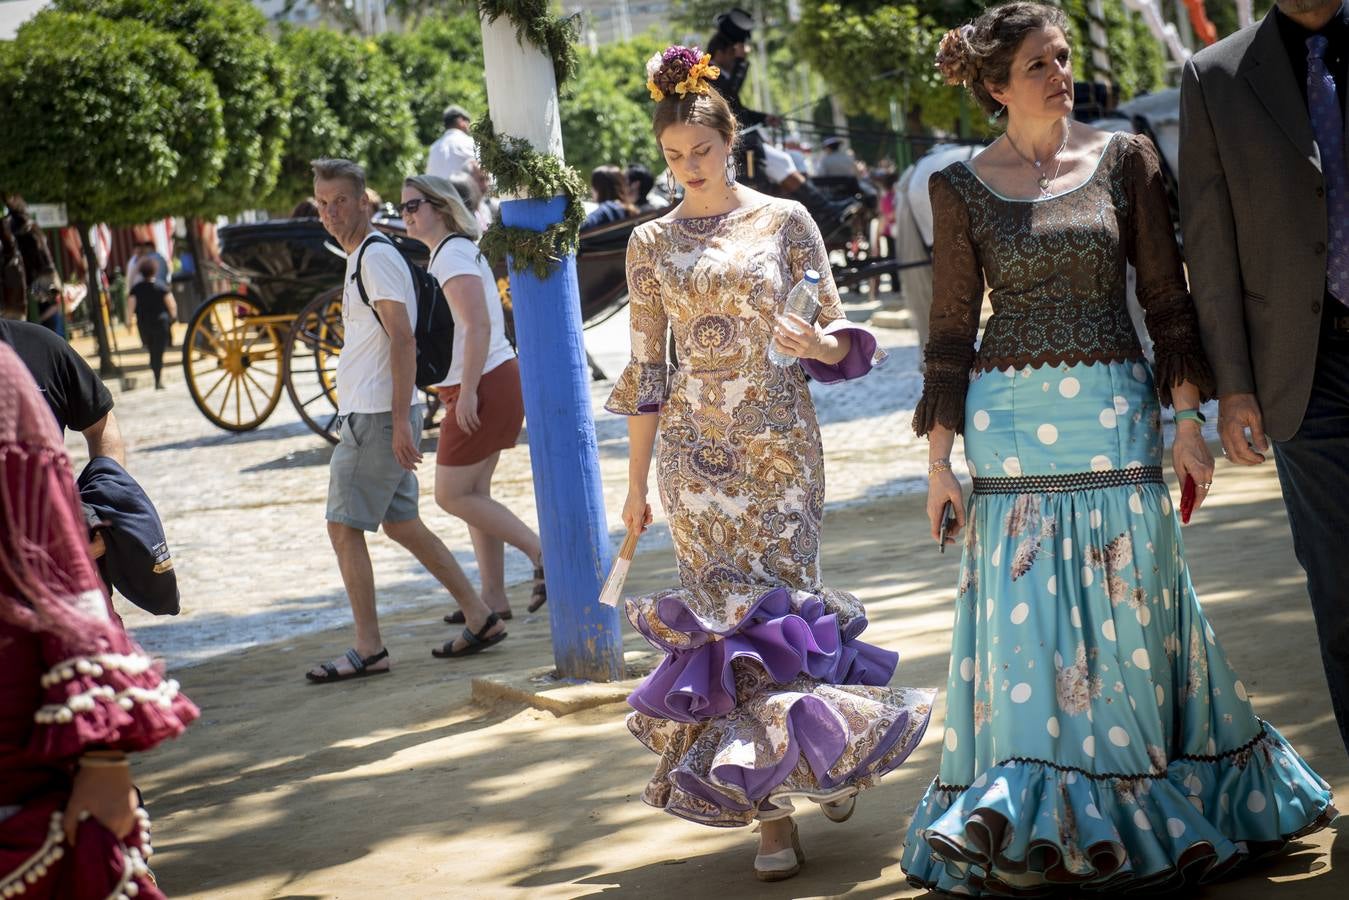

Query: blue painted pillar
left=500, top=196, right=625, bottom=682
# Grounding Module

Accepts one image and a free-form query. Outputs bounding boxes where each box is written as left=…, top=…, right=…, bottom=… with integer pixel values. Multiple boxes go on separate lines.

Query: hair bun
left=645, top=45, right=720, bottom=102
left=935, top=24, right=977, bottom=87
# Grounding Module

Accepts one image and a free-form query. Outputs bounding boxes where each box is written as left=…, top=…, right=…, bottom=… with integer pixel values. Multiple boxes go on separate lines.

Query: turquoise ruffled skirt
left=901, top=361, right=1335, bottom=895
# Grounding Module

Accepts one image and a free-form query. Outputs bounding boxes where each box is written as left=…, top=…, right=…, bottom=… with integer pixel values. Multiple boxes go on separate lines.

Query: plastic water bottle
left=767, top=269, right=822, bottom=367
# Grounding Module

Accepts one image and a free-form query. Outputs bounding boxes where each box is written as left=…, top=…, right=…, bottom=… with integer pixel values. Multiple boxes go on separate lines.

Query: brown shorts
left=436, top=357, right=524, bottom=466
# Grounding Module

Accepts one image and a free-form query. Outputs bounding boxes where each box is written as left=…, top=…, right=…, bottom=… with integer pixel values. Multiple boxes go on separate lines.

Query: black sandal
left=305, top=647, right=390, bottom=684
left=527, top=561, right=547, bottom=613
left=444, top=609, right=512, bottom=625
left=432, top=612, right=507, bottom=659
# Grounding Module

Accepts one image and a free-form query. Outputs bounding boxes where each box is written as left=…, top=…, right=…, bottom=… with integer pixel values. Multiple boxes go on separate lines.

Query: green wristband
left=1174, top=409, right=1206, bottom=425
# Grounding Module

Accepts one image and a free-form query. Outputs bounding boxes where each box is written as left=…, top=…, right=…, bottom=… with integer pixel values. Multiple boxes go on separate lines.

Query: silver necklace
left=1005, top=120, right=1071, bottom=195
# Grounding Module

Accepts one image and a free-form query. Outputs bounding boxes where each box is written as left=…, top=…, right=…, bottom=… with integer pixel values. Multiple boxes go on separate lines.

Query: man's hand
left=392, top=416, right=422, bottom=471
left=1217, top=393, right=1269, bottom=465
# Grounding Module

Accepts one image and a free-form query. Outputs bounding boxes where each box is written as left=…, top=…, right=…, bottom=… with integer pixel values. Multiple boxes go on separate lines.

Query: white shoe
left=821, top=795, right=856, bottom=823
left=754, top=821, right=804, bottom=882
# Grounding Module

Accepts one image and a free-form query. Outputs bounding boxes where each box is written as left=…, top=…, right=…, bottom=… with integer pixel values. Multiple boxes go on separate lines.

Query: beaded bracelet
left=928, top=459, right=952, bottom=475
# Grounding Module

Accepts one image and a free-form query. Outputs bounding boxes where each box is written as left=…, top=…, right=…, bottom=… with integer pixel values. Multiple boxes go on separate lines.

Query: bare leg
left=382, top=516, right=504, bottom=651
left=435, top=453, right=542, bottom=565
left=470, top=455, right=509, bottom=613
left=758, top=816, right=795, bottom=854
left=311, top=521, right=389, bottom=676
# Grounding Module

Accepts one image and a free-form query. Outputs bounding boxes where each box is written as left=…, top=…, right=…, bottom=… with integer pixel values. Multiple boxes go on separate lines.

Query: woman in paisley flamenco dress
left=606, top=46, right=935, bottom=882
left=901, top=5, right=1335, bottom=895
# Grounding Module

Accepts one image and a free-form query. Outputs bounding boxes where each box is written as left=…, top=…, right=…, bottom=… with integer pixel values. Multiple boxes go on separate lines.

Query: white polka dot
left=1102, top=620, right=1117, bottom=641
left=1247, top=790, right=1267, bottom=813
left=1235, top=680, right=1248, bottom=702
left=1070, top=607, right=1082, bottom=629
left=1002, top=456, right=1022, bottom=476
left=1163, top=589, right=1172, bottom=609
left=945, top=728, right=959, bottom=751
left=1062, top=538, right=1073, bottom=559
left=1083, top=735, right=1096, bottom=757
left=1010, top=602, right=1030, bottom=625
left=1114, top=395, right=1130, bottom=414
left=1184, top=774, right=1202, bottom=795
left=1132, top=648, right=1151, bottom=670
left=1059, top=377, right=1081, bottom=398
left=1099, top=408, right=1118, bottom=428
left=986, top=597, right=994, bottom=620
left=1128, top=493, right=1144, bottom=515
left=1082, top=566, right=1095, bottom=587
left=973, top=409, right=991, bottom=431
left=1134, top=809, right=1153, bottom=830
left=1156, top=684, right=1165, bottom=706
left=960, top=658, right=974, bottom=681
left=1065, top=771, right=1077, bottom=785
left=1054, top=650, right=1065, bottom=668
left=1133, top=363, right=1148, bottom=382
left=1047, top=716, right=1060, bottom=737
left=1205, top=623, right=1215, bottom=645
left=1037, top=423, right=1059, bottom=445
left=1047, top=575, right=1057, bottom=595
left=991, top=543, right=1003, bottom=567
left=1124, top=459, right=1144, bottom=470
left=1085, top=802, right=1102, bottom=819
left=1109, top=726, right=1132, bottom=747
left=1167, top=818, right=1187, bottom=838
left=1161, top=495, right=1173, bottom=515
left=971, top=772, right=988, bottom=789
left=1136, top=605, right=1151, bottom=627
left=1189, top=796, right=1205, bottom=813
left=1011, top=683, right=1033, bottom=703
left=1090, top=508, right=1103, bottom=527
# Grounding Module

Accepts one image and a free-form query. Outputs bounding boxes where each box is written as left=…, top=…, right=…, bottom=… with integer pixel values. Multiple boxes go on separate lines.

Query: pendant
left=1038, top=175, right=1050, bottom=190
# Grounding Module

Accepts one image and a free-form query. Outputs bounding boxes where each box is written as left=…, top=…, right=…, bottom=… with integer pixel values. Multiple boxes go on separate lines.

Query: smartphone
left=939, top=501, right=956, bottom=553
left=1180, top=474, right=1196, bottom=525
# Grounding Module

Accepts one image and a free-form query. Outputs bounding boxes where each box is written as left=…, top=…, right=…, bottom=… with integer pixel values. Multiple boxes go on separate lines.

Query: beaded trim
left=34, top=679, right=181, bottom=725
left=934, top=722, right=1270, bottom=792
left=972, top=466, right=1163, bottom=495
left=40, top=654, right=154, bottom=689
left=0, top=812, right=65, bottom=897
left=0, top=809, right=154, bottom=899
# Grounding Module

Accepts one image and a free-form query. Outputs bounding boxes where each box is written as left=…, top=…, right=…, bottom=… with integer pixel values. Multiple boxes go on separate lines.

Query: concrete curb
left=470, top=650, right=659, bottom=716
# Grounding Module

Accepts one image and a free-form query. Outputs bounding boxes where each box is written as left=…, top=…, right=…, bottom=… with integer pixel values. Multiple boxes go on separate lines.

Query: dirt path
left=134, top=458, right=1346, bottom=898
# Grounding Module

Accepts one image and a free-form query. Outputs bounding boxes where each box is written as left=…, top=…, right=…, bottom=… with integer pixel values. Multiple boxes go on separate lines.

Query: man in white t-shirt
left=305, top=158, right=505, bottom=684
left=427, top=105, right=477, bottom=180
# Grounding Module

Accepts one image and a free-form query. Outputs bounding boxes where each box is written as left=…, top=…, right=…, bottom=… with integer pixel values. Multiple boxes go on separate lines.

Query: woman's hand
left=1172, top=420, right=1215, bottom=519
left=455, top=387, right=481, bottom=435
left=927, top=468, right=966, bottom=546
left=772, top=313, right=835, bottom=361
left=622, top=487, right=653, bottom=534
left=63, top=759, right=137, bottom=846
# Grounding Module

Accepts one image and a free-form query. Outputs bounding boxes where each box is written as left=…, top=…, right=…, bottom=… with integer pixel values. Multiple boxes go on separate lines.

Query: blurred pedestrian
left=127, top=258, right=176, bottom=390
left=582, top=165, right=639, bottom=230
left=428, top=104, right=478, bottom=180
left=401, top=174, right=547, bottom=627
left=0, top=341, right=197, bottom=900
left=815, top=136, right=856, bottom=177
left=125, top=239, right=168, bottom=290
left=627, top=163, right=668, bottom=212
left=4, top=195, right=64, bottom=335
left=708, top=8, right=776, bottom=128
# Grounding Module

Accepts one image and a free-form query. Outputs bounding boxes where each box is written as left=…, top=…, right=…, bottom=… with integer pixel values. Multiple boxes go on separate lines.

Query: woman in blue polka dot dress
left=901, top=5, right=1336, bottom=895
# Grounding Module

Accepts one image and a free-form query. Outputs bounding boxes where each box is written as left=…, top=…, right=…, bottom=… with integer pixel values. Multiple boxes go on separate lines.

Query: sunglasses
left=396, top=198, right=437, bottom=215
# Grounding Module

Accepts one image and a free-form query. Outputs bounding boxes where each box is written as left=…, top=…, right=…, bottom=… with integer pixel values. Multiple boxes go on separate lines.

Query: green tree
left=57, top=0, right=291, bottom=216
left=0, top=10, right=225, bottom=372
left=269, top=26, right=422, bottom=209
left=378, top=11, right=487, bottom=147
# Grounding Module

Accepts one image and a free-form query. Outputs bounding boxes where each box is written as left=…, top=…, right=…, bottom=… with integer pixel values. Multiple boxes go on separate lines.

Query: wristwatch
left=1174, top=409, right=1206, bottom=425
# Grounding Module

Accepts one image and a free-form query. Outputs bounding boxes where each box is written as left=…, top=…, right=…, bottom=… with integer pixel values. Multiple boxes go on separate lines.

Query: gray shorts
left=326, top=406, right=424, bottom=532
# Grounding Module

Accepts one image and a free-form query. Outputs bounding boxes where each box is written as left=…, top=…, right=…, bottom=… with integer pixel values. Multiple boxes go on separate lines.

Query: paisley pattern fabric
left=914, top=133, right=1216, bottom=438
left=607, top=197, right=933, bottom=827
left=901, top=143, right=1336, bottom=892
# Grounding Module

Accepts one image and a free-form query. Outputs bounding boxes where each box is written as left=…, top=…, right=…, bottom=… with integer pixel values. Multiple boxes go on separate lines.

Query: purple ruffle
left=629, top=587, right=898, bottom=723
left=799, top=321, right=886, bottom=384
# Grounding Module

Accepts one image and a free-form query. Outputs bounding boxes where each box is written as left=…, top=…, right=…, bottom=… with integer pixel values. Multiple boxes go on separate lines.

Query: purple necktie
left=1307, top=35, right=1349, bottom=307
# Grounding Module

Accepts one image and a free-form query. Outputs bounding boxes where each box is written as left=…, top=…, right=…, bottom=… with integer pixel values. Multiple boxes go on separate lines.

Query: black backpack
left=352, top=233, right=466, bottom=389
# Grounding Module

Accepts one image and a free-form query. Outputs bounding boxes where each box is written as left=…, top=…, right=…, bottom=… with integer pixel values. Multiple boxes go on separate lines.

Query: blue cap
left=804, top=268, right=820, bottom=283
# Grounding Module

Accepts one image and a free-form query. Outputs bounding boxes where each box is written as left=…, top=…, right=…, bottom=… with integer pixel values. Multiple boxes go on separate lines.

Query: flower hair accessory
left=646, top=45, right=721, bottom=102
left=936, top=23, right=978, bottom=86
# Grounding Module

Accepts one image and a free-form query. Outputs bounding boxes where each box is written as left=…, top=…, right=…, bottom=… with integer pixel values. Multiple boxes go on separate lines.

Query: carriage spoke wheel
left=285, top=288, right=344, bottom=444
left=182, top=293, right=284, bottom=432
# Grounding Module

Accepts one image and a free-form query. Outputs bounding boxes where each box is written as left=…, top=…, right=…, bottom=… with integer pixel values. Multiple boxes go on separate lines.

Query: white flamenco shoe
left=821, top=794, right=856, bottom=823
left=754, top=820, right=805, bottom=882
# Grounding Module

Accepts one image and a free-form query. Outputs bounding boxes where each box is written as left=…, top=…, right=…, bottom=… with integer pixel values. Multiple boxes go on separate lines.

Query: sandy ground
left=129, top=457, right=1347, bottom=899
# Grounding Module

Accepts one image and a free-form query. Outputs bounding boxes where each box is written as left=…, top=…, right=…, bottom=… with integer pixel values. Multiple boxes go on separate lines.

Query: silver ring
left=1200, top=481, right=1212, bottom=489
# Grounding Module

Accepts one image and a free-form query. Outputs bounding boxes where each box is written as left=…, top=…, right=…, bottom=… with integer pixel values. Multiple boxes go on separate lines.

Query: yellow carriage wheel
left=182, top=293, right=284, bottom=432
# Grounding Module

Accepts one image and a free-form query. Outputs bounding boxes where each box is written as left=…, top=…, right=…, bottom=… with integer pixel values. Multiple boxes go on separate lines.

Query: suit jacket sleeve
left=1179, top=57, right=1256, bottom=396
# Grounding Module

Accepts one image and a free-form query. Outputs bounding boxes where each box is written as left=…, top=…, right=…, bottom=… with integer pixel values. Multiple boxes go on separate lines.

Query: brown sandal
left=527, top=561, right=547, bottom=613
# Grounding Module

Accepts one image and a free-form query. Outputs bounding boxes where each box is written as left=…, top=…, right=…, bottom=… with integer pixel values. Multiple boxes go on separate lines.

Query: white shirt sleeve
left=429, top=238, right=483, bottom=285
left=359, top=243, right=416, bottom=328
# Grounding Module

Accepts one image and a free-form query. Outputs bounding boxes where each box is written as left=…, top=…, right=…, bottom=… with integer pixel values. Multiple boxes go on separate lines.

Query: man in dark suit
left=1180, top=0, right=1349, bottom=756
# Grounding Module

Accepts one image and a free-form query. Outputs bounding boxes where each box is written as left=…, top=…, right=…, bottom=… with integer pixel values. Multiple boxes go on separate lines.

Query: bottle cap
left=804, top=268, right=819, bottom=283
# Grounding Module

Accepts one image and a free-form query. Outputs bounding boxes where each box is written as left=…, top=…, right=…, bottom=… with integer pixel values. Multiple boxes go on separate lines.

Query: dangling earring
left=988, top=104, right=1006, bottom=127
left=666, top=169, right=677, bottom=195
left=725, top=155, right=737, bottom=187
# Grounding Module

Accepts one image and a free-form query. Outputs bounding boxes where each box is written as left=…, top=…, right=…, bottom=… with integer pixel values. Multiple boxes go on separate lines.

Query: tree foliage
left=0, top=10, right=224, bottom=225
left=55, top=0, right=290, bottom=216
left=378, top=13, right=487, bottom=147
left=268, top=26, right=422, bottom=208
left=561, top=33, right=669, bottom=176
